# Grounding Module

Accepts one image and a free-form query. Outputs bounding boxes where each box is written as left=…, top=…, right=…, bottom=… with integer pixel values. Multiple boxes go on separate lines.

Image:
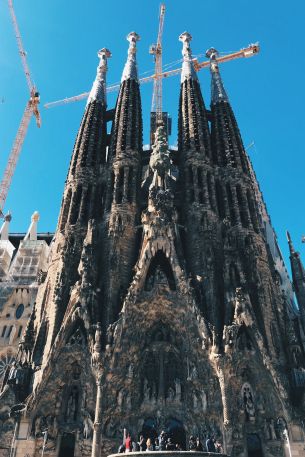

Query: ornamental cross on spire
left=179, top=31, right=198, bottom=83
left=87, top=48, right=111, bottom=106
left=121, top=32, right=140, bottom=82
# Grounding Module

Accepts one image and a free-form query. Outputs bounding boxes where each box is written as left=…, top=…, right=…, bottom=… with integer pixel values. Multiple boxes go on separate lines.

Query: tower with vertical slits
left=1, top=29, right=305, bottom=457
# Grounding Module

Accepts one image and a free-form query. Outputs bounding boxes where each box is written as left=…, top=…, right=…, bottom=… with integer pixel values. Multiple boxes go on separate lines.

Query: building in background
left=0, top=212, right=52, bottom=387
left=0, top=30, right=305, bottom=457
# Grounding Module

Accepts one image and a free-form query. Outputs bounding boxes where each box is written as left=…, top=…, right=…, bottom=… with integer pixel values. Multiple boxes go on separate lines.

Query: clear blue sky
left=0, top=0, right=304, bottom=272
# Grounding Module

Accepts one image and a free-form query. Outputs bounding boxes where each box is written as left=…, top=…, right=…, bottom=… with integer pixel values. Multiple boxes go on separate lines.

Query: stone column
left=91, top=375, right=103, bottom=457
left=216, top=357, right=231, bottom=426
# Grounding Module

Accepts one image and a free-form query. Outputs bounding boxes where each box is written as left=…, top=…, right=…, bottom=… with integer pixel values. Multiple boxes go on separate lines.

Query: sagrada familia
left=0, top=29, right=305, bottom=457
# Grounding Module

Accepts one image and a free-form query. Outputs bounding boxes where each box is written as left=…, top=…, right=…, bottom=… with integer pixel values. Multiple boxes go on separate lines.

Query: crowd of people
left=118, top=432, right=223, bottom=454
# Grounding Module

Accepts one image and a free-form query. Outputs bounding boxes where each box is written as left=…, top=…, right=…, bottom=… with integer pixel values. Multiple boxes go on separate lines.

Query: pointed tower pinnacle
left=101, top=31, right=143, bottom=329
left=286, top=230, right=295, bottom=254
left=0, top=212, right=12, bottom=241
left=87, top=48, right=111, bottom=106
left=287, top=231, right=305, bottom=332
left=179, top=32, right=198, bottom=82
left=206, top=48, right=229, bottom=104
left=24, top=211, right=39, bottom=241
left=178, top=31, right=211, bottom=158
left=121, top=32, right=140, bottom=82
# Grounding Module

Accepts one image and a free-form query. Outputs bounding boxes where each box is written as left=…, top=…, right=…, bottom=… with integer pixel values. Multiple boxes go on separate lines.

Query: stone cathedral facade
left=1, top=30, right=305, bottom=457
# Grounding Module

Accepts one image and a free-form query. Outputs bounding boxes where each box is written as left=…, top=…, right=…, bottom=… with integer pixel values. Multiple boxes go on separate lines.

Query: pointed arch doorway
left=165, top=418, right=186, bottom=449
left=247, top=434, right=264, bottom=457
left=58, top=432, right=76, bottom=457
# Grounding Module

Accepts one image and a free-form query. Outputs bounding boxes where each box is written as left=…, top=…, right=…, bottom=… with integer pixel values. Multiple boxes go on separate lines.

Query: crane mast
left=44, top=43, right=260, bottom=110
left=150, top=3, right=166, bottom=125
left=0, top=0, right=41, bottom=216
left=0, top=103, right=32, bottom=213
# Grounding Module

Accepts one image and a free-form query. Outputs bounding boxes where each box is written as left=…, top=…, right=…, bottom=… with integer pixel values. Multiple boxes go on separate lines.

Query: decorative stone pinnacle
left=121, top=32, right=140, bottom=82
left=0, top=211, right=11, bottom=241
left=179, top=31, right=197, bottom=82
left=98, top=48, right=111, bottom=60
left=179, top=31, right=192, bottom=42
left=87, top=48, right=111, bottom=106
left=32, top=211, right=40, bottom=222
left=206, top=47, right=219, bottom=60
left=206, top=47, right=220, bottom=74
left=127, top=31, right=140, bottom=47
left=24, top=211, right=39, bottom=241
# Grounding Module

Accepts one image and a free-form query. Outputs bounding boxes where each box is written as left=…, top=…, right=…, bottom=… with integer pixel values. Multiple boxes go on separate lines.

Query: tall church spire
left=206, top=48, right=229, bottom=104
left=287, top=231, right=305, bottom=331
left=58, top=49, right=110, bottom=233
left=121, top=31, right=139, bottom=82
left=180, top=31, right=198, bottom=82
left=207, top=47, right=248, bottom=172
left=178, top=31, right=211, bottom=159
left=109, top=32, right=142, bottom=161
left=34, top=49, right=110, bottom=350
left=101, top=32, right=143, bottom=330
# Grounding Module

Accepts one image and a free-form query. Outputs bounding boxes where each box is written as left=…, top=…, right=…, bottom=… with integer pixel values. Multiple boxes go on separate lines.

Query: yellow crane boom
left=0, top=1, right=41, bottom=216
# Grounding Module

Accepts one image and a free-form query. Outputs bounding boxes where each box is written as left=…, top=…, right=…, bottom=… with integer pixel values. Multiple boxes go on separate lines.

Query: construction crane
left=44, top=43, right=260, bottom=110
left=149, top=3, right=166, bottom=125
left=0, top=0, right=41, bottom=217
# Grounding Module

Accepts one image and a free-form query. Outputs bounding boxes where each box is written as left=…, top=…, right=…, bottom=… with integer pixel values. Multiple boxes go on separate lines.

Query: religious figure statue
left=143, top=378, right=150, bottom=402
left=46, top=415, right=58, bottom=440
left=242, top=383, right=255, bottom=421
left=190, top=363, right=198, bottom=380
left=127, top=363, right=134, bottom=379
left=200, top=388, right=207, bottom=412
left=193, top=392, right=198, bottom=409
left=83, top=411, right=94, bottom=439
left=117, top=390, right=124, bottom=409
left=34, top=416, right=43, bottom=437
left=66, top=387, right=78, bottom=422
left=167, top=387, right=175, bottom=401
left=174, top=378, right=181, bottom=402
left=126, top=393, right=131, bottom=410
left=269, top=419, right=277, bottom=440
left=264, top=419, right=271, bottom=440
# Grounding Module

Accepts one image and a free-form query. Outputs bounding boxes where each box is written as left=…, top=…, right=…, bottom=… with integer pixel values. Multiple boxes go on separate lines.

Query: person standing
left=159, top=431, right=167, bottom=451
left=138, top=435, right=147, bottom=452
left=125, top=434, right=132, bottom=453
left=146, top=438, right=154, bottom=451
left=215, top=440, right=223, bottom=453
left=165, top=438, right=176, bottom=450
left=195, top=437, right=203, bottom=451
left=189, top=436, right=196, bottom=451
left=206, top=436, right=216, bottom=453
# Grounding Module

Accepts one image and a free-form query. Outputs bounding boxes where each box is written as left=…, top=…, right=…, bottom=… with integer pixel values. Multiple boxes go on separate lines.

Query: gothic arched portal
left=58, top=432, right=75, bottom=457
left=165, top=418, right=186, bottom=449
left=246, top=433, right=264, bottom=457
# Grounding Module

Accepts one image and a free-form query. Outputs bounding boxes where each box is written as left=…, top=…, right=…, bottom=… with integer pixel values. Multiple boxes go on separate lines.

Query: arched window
left=1, top=326, right=7, bottom=338
left=15, top=304, right=24, bottom=319
left=145, top=251, right=176, bottom=291
left=229, top=263, right=240, bottom=288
